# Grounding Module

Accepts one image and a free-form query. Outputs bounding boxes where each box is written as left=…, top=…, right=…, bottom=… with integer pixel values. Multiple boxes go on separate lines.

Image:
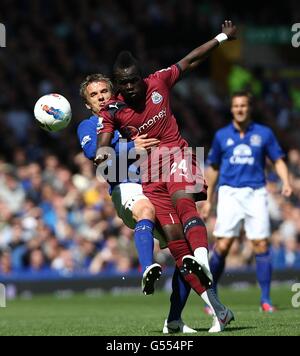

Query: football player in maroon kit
left=95, top=21, right=237, bottom=332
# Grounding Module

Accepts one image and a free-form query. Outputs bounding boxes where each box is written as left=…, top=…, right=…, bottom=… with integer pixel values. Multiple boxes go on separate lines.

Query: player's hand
left=94, top=148, right=111, bottom=166
left=201, top=201, right=212, bottom=220
left=222, top=20, right=237, bottom=41
left=134, top=134, right=160, bottom=151
left=281, top=183, right=292, bottom=197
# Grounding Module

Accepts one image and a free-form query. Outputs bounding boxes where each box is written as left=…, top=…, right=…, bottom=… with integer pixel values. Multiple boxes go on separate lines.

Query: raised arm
left=177, top=20, right=237, bottom=74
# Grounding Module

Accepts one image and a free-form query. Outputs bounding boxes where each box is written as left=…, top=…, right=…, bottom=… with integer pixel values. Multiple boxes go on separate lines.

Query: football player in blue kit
left=203, top=91, right=292, bottom=312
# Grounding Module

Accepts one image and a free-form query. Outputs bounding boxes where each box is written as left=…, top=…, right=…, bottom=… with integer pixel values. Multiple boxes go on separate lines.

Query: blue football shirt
left=207, top=122, right=284, bottom=188
left=77, top=115, right=138, bottom=193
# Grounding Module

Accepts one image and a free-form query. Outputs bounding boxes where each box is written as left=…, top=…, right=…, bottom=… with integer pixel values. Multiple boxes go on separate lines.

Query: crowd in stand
left=1, top=0, right=300, bottom=276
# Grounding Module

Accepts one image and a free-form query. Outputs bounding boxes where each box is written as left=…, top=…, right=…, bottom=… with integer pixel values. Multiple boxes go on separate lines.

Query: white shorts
left=111, top=183, right=148, bottom=228
left=111, top=183, right=167, bottom=248
left=213, top=185, right=270, bottom=240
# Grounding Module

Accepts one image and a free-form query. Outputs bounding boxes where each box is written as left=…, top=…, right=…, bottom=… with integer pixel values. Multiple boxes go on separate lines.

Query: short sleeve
left=77, top=119, right=97, bottom=160
left=206, top=133, right=222, bottom=167
left=265, top=128, right=284, bottom=162
left=98, top=110, right=115, bottom=134
left=151, top=64, right=181, bottom=88
left=99, top=100, right=128, bottom=134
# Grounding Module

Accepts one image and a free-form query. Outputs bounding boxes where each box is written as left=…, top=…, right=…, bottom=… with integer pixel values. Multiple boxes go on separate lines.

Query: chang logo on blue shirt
left=230, top=144, right=254, bottom=165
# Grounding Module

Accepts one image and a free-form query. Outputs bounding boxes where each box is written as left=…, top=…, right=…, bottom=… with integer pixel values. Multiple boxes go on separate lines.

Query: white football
left=34, top=93, right=72, bottom=132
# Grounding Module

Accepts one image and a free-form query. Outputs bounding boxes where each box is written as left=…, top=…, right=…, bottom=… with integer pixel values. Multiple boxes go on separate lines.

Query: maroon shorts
left=142, top=152, right=207, bottom=226
left=166, top=152, right=207, bottom=198
left=143, top=182, right=181, bottom=226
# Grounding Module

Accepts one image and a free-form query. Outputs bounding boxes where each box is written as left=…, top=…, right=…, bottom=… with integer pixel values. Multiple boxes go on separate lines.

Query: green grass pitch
left=0, top=286, right=299, bottom=336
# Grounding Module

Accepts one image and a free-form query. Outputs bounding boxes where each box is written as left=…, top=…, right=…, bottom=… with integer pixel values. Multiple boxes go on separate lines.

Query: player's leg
left=144, top=180, right=212, bottom=288
left=164, top=266, right=234, bottom=334
left=111, top=183, right=161, bottom=295
left=131, top=197, right=156, bottom=273
left=210, top=237, right=235, bottom=294
left=143, top=183, right=234, bottom=332
left=201, top=288, right=235, bottom=333
left=204, top=186, right=243, bottom=314
left=244, top=187, right=274, bottom=311
left=163, top=267, right=197, bottom=334
left=166, top=153, right=213, bottom=286
left=252, top=238, right=274, bottom=311
left=167, top=267, right=191, bottom=322
left=210, top=185, right=244, bottom=294
left=163, top=223, right=207, bottom=295
left=203, top=238, right=235, bottom=315
left=162, top=223, right=234, bottom=332
left=170, top=189, right=213, bottom=287
left=131, top=197, right=163, bottom=295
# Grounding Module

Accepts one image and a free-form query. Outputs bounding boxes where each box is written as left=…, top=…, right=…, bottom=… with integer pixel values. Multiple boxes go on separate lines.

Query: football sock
left=168, top=267, right=191, bottom=323
left=168, top=240, right=206, bottom=296
left=174, top=198, right=208, bottom=250
left=209, top=250, right=226, bottom=294
left=134, top=219, right=155, bottom=273
left=255, top=250, right=272, bottom=304
left=201, top=289, right=227, bottom=316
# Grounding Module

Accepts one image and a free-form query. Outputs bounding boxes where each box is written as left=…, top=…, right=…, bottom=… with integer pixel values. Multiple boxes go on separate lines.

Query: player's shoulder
left=103, top=98, right=128, bottom=117
left=251, top=122, right=274, bottom=136
left=77, top=115, right=98, bottom=132
left=215, top=123, right=233, bottom=138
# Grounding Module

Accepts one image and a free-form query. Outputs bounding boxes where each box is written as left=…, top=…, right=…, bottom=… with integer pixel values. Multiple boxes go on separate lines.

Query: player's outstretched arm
left=177, top=20, right=237, bottom=74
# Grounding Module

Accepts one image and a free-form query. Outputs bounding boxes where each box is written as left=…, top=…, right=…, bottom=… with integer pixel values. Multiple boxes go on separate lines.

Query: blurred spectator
left=27, top=249, right=50, bottom=274
left=0, top=170, right=25, bottom=214
left=52, top=248, right=76, bottom=276
left=0, top=251, right=12, bottom=275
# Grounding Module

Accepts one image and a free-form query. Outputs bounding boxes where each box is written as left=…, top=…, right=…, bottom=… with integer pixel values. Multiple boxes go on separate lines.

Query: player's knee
left=169, top=231, right=184, bottom=242
left=163, top=225, right=185, bottom=242
left=215, top=238, right=233, bottom=256
left=183, top=216, right=206, bottom=235
left=252, top=239, right=269, bottom=254
left=133, top=200, right=155, bottom=221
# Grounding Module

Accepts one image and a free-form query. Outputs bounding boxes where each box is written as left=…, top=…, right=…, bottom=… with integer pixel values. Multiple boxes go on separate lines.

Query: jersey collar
left=230, top=121, right=254, bottom=134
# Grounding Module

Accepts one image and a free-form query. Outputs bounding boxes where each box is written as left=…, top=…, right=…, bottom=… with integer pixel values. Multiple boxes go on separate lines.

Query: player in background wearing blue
left=203, top=91, right=292, bottom=312
left=78, top=74, right=196, bottom=333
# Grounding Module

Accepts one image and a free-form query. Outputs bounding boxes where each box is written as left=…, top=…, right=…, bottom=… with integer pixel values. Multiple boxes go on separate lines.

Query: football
left=34, top=93, right=72, bottom=132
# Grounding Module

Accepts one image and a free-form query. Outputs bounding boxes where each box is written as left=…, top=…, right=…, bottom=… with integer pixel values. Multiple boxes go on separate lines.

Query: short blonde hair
left=79, top=74, right=113, bottom=101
